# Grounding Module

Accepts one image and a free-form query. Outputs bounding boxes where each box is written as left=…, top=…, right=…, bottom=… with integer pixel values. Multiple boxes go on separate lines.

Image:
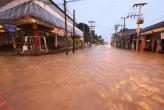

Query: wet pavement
left=0, top=45, right=164, bottom=110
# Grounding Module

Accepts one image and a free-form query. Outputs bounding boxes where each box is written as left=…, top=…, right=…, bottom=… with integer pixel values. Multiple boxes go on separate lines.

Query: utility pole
left=63, top=0, right=82, bottom=55
left=120, top=16, right=128, bottom=48
left=133, top=3, right=147, bottom=51
left=127, top=13, right=140, bottom=19
left=114, top=24, right=123, bottom=33
left=114, top=25, right=118, bottom=34
left=82, top=24, right=85, bottom=41
left=88, top=21, right=95, bottom=30
left=114, top=24, right=123, bottom=48
left=126, top=13, right=141, bottom=50
left=64, top=0, right=68, bottom=55
left=121, top=17, right=128, bottom=30
left=82, top=23, right=86, bottom=48
left=72, top=10, right=75, bottom=53
left=88, top=21, right=95, bottom=44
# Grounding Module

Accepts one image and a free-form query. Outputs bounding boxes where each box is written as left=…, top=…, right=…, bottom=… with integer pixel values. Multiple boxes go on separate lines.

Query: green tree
left=77, top=23, right=91, bottom=43
left=78, top=23, right=105, bottom=45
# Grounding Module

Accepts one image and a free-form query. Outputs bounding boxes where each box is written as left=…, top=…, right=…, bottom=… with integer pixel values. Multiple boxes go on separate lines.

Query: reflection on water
left=0, top=46, right=164, bottom=110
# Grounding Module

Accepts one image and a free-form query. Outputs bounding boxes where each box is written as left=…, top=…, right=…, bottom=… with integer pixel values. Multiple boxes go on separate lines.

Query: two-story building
left=0, top=0, right=83, bottom=53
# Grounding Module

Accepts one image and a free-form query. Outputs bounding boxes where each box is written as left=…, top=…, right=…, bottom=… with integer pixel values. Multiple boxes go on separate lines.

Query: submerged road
left=0, top=45, right=164, bottom=110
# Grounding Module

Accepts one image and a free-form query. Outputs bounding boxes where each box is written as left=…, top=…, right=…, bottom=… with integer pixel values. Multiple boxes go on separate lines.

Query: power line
left=121, top=16, right=128, bottom=30
left=132, top=2, right=148, bottom=51
left=63, top=0, right=82, bottom=55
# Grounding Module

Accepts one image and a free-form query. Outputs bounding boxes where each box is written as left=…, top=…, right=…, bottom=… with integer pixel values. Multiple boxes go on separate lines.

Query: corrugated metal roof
left=125, top=29, right=136, bottom=36
left=0, top=0, right=13, bottom=8
left=142, top=21, right=164, bottom=32
left=0, top=1, right=83, bottom=36
left=118, top=29, right=136, bottom=36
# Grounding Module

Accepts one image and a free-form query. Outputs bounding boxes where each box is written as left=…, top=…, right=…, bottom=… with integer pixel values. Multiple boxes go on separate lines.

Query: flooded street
left=0, top=45, right=164, bottom=110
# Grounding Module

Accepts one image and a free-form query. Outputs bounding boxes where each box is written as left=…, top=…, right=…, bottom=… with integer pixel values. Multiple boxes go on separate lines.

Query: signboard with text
left=4, top=24, right=16, bottom=32
left=161, top=32, right=164, bottom=39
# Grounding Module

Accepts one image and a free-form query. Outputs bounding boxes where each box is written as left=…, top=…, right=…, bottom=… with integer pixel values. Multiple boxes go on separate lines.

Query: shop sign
left=58, top=29, right=65, bottom=36
left=4, top=24, right=16, bottom=32
left=54, top=27, right=59, bottom=34
left=161, top=32, right=164, bottom=39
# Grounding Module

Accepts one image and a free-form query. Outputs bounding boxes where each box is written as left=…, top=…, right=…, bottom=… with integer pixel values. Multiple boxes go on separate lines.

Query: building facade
left=111, top=29, right=137, bottom=50
left=141, top=21, right=164, bottom=53
left=0, top=0, right=83, bottom=54
left=111, top=21, right=164, bottom=54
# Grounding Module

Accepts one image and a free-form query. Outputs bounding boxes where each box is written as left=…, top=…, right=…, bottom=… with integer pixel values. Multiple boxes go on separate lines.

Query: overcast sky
left=53, top=0, right=164, bottom=42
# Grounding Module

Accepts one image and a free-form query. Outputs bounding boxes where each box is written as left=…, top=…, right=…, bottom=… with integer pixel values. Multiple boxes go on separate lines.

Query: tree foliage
left=77, top=23, right=91, bottom=43
left=78, top=22, right=105, bottom=45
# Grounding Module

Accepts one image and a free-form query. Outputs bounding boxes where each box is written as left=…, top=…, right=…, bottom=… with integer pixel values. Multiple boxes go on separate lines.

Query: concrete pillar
left=11, top=33, right=16, bottom=49
left=55, top=34, right=58, bottom=48
left=156, top=40, right=161, bottom=53
left=140, top=38, right=145, bottom=52
left=151, top=39, right=154, bottom=51
left=34, top=30, right=39, bottom=49
left=39, top=37, right=41, bottom=50
left=43, top=37, right=48, bottom=52
left=132, top=41, right=135, bottom=50
left=33, top=24, right=39, bottom=49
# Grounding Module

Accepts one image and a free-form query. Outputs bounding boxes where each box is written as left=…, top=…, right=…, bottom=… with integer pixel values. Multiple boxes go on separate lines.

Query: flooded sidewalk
left=0, top=45, right=164, bottom=110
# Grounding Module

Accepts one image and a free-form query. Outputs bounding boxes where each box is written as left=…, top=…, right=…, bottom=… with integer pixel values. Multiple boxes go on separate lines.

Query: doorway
left=154, top=40, right=157, bottom=52
left=161, top=39, right=164, bottom=53
left=0, top=33, right=15, bottom=51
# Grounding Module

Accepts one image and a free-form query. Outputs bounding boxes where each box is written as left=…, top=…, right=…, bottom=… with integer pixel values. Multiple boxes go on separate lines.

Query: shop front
left=141, top=21, right=164, bottom=53
left=0, top=0, right=83, bottom=55
left=140, top=32, right=163, bottom=53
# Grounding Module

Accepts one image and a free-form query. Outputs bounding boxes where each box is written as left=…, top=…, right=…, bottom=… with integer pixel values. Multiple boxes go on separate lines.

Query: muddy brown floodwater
left=0, top=45, right=164, bottom=110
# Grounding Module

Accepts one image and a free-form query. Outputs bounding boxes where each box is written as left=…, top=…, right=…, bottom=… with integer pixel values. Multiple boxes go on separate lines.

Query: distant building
left=0, top=0, right=83, bottom=53
left=111, top=21, right=164, bottom=53
left=111, top=29, right=137, bottom=50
